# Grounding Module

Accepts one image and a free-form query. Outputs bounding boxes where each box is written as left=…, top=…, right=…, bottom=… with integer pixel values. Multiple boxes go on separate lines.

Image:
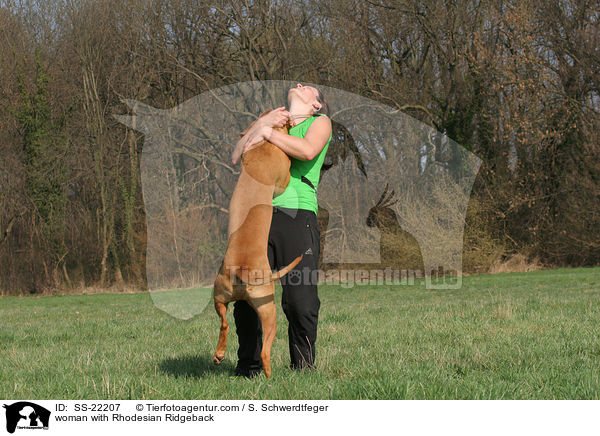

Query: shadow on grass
left=159, top=354, right=235, bottom=378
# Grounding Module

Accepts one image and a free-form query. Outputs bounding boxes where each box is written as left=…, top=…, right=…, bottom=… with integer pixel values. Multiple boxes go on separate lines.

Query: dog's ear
left=239, top=109, right=273, bottom=137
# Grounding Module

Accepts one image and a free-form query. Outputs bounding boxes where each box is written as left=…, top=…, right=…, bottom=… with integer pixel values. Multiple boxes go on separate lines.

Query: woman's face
left=288, top=83, right=320, bottom=109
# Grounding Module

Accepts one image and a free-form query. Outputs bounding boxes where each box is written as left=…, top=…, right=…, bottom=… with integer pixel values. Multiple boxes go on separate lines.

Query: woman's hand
left=256, top=106, right=290, bottom=129
left=231, top=125, right=272, bottom=164
left=231, top=107, right=289, bottom=164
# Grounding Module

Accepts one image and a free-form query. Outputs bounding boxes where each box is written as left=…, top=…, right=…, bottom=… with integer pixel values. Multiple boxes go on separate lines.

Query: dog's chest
left=242, top=143, right=291, bottom=187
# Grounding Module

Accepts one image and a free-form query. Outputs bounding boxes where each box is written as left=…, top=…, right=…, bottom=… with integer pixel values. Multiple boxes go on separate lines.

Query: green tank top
left=272, top=115, right=331, bottom=214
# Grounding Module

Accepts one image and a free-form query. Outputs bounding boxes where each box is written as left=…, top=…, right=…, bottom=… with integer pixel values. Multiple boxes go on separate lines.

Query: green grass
left=1, top=267, right=600, bottom=399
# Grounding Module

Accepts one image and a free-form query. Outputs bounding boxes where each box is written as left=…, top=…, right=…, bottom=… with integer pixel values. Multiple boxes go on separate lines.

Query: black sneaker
left=290, top=362, right=317, bottom=371
left=233, top=367, right=262, bottom=378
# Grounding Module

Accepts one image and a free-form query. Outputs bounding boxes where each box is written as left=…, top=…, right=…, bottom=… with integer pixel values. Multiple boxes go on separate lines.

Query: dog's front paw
left=213, top=354, right=225, bottom=365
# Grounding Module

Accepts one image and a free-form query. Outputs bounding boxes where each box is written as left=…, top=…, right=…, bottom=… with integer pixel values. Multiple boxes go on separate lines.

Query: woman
left=230, top=83, right=332, bottom=377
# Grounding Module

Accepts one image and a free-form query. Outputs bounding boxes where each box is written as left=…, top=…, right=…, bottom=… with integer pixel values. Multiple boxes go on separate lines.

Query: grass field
left=1, top=267, right=600, bottom=399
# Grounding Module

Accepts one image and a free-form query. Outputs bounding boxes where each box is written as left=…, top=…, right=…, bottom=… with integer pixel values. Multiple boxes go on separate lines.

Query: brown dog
left=212, top=111, right=303, bottom=378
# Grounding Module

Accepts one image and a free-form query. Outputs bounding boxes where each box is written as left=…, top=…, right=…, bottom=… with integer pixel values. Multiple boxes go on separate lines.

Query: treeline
left=0, top=0, right=598, bottom=294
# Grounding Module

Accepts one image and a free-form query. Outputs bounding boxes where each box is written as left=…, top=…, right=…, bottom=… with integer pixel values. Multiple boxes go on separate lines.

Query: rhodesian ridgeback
left=212, top=110, right=303, bottom=378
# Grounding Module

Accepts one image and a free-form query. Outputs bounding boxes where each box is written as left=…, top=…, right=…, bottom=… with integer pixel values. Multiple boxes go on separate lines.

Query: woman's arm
left=235, top=115, right=332, bottom=163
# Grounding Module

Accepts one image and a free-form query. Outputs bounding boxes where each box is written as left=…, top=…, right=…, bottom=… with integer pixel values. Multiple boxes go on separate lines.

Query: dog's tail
left=245, top=254, right=303, bottom=286
left=270, top=254, right=303, bottom=281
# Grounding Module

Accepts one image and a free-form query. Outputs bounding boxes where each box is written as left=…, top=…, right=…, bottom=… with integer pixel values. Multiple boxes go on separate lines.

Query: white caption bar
left=0, top=400, right=596, bottom=436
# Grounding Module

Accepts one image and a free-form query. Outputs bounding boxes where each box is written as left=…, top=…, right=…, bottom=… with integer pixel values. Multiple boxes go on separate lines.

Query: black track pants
left=233, top=207, right=321, bottom=371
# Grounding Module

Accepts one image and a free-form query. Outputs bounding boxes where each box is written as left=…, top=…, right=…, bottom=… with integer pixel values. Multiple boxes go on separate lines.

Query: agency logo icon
left=2, top=402, right=50, bottom=434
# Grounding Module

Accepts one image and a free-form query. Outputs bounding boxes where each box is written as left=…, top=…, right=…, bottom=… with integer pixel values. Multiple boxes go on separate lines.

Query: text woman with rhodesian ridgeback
left=230, top=83, right=332, bottom=377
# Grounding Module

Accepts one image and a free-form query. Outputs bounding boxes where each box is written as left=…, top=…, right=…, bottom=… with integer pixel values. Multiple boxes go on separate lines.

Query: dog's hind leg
left=249, top=291, right=277, bottom=378
left=213, top=300, right=229, bottom=364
